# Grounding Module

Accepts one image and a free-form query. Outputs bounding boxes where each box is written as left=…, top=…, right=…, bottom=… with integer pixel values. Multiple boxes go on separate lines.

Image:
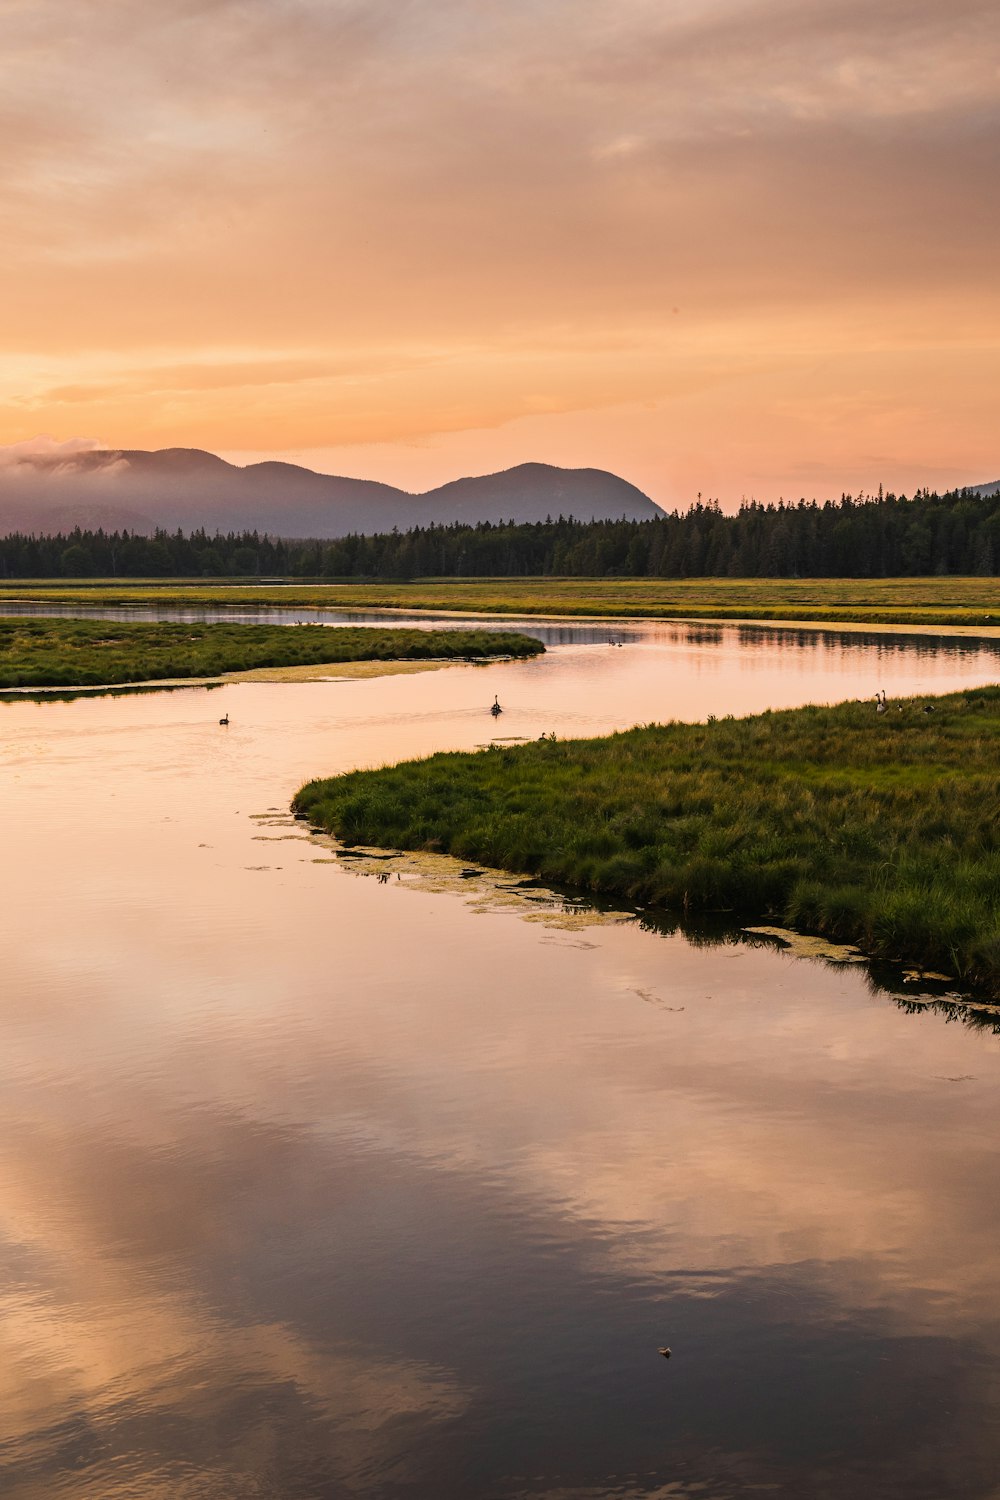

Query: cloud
left=0, top=0, right=995, bottom=501
left=0, top=434, right=105, bottom=469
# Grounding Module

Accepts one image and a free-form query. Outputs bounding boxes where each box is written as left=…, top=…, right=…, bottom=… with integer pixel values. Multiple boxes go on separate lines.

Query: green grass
left=3, top=576, right=1000, bottom=625
left=0, top=619, right=543, bottom=688
left=295, top=687, right=1000, bottom=994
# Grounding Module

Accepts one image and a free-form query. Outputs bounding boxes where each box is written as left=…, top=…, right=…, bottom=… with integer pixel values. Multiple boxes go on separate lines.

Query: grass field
left=295, top=686, right=1000, bottom=995
left=2, top=576, right=1000, bottom=626
left=0, top=619, right=543, bottom=688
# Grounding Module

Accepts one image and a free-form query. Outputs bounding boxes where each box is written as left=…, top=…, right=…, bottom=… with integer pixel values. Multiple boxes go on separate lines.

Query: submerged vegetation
left=3, top=576, right=1000, bottom=627
left=296, top=688, right=1000, bottom=995
left=0, top=618, right=543, bottom=688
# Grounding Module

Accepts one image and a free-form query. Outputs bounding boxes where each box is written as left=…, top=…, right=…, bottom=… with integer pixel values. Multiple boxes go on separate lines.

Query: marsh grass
left=295, top=688, right=1000, bottom=993
left=3, top=576, right=1000, bottom=626
left=0, top=619, right=543, bottom=687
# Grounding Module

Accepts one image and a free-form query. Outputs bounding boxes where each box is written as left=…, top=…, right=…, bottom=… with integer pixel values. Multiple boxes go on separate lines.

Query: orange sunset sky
left=2, top=0, right=997, bottom=510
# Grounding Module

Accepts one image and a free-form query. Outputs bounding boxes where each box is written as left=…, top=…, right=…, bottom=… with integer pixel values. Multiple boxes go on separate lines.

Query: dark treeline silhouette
left=0, top=528, right=294, bottom=580
left=2, top=487, right=999, bottom=579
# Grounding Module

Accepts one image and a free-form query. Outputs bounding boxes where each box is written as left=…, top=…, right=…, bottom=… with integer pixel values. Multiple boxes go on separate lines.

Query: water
left=2, top=621, right=1000, bottom=1498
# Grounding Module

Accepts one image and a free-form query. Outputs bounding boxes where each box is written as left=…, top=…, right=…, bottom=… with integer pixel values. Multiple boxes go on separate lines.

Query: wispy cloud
left=0, top=0, right=996, bottom=501
left=0, top=434, right=105, bottom=469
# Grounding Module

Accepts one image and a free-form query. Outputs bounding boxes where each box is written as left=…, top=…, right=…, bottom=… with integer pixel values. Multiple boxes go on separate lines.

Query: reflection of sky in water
left=1, top=634, right=1000, bottom=1496
left=9, top=595, right=1000, bottom=654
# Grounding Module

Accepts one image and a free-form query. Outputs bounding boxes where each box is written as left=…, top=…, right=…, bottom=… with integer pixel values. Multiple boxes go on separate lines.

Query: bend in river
left=2, top=617, right=1000, bottom=1498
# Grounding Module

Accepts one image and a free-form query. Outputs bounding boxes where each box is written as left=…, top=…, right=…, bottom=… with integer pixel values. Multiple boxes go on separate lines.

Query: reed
left=296, top=687, right=1000, bottom=993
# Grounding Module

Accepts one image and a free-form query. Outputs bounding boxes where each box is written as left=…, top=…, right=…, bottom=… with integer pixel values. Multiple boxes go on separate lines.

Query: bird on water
left=491, top=695, right=503, bottom=717
left=219, top=713, right=229, bottom=725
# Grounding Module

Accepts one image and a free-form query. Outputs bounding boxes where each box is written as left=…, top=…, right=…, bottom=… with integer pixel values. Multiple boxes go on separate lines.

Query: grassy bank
left=3, top=576, right=1000, bottom=626
left=0, top=619, right=543, bottom=688
left=295, top=687, right=1000, bottom=994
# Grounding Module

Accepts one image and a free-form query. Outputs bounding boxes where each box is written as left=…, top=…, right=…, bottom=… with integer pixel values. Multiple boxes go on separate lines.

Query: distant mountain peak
left=115, top=447, right=235, bottom=474
left=0, top=446, right=662, bottom=537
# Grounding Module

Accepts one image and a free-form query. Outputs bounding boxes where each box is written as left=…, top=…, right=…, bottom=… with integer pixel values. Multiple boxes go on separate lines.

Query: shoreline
left=294, top=684, right=1000, bottom=999
left=0, top=655, right=481, bottom=697
left=314, top=834, right=1000, bottom=1018
left=242, top=603, right=1000, bottom=642
left=6, top=595, right=1000, bottom=640
left=0, top=618, right=543, bottom=693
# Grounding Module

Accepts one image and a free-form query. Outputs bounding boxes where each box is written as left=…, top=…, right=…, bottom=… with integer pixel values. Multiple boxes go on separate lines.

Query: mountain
left=0, top=447, right=662, bottom=537
left=967, top=480, right=1000, bottom=497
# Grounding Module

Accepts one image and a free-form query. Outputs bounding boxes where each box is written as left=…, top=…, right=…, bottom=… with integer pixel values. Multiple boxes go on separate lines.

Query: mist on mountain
left=0, top=445, right=661, bottom=537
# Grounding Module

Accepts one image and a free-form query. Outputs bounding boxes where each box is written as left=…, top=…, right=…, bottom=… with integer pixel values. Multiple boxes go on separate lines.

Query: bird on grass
left=875, top=690, right=887, bottom=714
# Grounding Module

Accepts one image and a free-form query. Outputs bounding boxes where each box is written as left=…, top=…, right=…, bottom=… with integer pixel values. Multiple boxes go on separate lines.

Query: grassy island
left=0, top=618, right=543, bottom=688
left=296, top=687, right=1000, bottom=994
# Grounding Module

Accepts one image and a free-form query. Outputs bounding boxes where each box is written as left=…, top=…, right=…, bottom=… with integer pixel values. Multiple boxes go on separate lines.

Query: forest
left=1, top=486, right=998, bottom=580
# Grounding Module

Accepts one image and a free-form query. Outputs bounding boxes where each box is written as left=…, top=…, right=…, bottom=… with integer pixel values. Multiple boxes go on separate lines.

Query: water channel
left=2, top=617, right=1000, bottom=1498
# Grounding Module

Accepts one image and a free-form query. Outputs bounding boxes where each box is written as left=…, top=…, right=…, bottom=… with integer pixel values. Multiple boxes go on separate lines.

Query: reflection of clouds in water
left=0, top=1113, right=469, bottom=1497
left=3, top=643, right=1000, bottom=1492
left=1, top=1073, right=997, bottom=1499
left=3, top=878, right=1000, bottom=1326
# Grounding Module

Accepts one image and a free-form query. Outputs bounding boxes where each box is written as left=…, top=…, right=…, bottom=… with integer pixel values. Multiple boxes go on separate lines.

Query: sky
left=1, top=0, right=997, bottom=509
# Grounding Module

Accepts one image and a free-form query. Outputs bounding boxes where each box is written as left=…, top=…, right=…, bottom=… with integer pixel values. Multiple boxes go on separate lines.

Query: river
left=2, top=617, right=1000, bottom=1499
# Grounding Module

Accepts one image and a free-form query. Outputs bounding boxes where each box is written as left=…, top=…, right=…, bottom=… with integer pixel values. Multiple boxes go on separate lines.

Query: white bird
left=875, top=690, right=887, bottom=714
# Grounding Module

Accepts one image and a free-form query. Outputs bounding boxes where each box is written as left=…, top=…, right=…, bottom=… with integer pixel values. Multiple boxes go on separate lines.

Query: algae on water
left=293, top=686, right=1000, bottom=996
left=742, top=926, right=867, bottom=964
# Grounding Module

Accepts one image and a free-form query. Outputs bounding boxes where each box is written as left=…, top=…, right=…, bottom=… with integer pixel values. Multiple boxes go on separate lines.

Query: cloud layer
left=0, top=0, right=996, bottom=503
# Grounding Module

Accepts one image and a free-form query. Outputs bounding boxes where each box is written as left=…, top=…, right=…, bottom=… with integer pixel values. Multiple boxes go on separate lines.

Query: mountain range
left=0, top=447, right=662, bottom=537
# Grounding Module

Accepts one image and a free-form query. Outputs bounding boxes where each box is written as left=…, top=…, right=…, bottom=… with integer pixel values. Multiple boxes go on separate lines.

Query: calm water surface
left=2, top=622, right=1000, bottom=1499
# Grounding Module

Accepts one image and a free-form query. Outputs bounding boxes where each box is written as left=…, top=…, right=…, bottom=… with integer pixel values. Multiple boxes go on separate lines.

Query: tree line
left=1, top=487, right=999, bottom=580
